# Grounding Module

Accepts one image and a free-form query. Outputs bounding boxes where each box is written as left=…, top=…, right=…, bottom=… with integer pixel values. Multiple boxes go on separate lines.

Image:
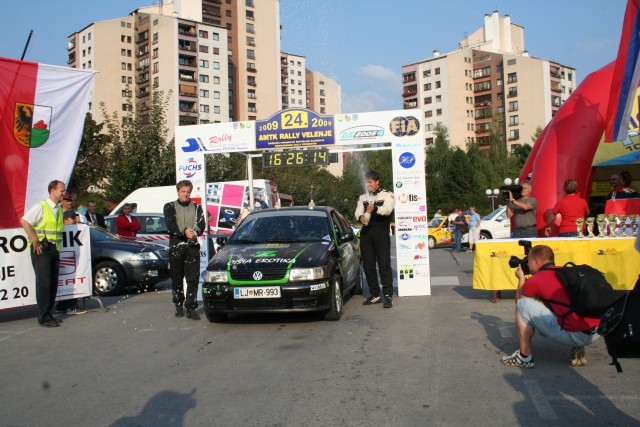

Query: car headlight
left=130, top=252, right=159, bottom=261
left=289, top=267, right=326, bottom=282
left=205, top=270, right=228, bottom=283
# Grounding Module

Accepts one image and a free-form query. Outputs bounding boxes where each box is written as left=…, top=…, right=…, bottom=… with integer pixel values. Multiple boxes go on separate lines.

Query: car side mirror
left=495, top=217, right=503, bottom=222
left=215, top=236, right=228, bottom=247
left=338, top=231, right=355, bottom=243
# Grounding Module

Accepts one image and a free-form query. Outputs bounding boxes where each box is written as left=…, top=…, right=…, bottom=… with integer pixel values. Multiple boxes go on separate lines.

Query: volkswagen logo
left=253, top=271, right=263, bottom=281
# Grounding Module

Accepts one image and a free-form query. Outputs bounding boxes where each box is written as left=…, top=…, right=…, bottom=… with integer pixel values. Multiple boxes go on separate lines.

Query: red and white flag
left=0, top=57, right=95, bottom=228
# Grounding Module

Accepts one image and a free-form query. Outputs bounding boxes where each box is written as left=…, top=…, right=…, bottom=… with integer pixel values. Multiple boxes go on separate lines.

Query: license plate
left=234, top=286, right=281, bottom=299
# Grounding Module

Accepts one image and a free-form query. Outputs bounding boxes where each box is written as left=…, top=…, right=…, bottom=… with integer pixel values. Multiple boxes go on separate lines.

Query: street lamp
left=485, top=188, right=499, bottom=211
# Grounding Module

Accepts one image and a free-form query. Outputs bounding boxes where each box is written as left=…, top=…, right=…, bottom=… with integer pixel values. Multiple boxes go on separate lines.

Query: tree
left=101, top=89, right=175, bottom=202
left=67, top=113, right=107, bottom=195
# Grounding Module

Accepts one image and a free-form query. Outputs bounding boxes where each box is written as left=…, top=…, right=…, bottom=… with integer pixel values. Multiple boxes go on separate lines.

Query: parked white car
left=477, top=206, right=511, bottom=239
left=460, top=206, right=510, bottom=244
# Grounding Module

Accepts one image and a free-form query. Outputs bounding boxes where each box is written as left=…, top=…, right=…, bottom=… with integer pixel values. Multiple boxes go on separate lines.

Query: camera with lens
left=508, top=240, right=533, bottom=275
left=500, top=184, right=523, bottom=203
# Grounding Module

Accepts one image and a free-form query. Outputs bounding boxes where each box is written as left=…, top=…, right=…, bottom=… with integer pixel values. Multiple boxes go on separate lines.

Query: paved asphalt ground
left=1, top=243, right=639, bottom=426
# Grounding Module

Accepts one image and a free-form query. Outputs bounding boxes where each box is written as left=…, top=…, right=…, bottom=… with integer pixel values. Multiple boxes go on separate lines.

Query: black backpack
left=597, top=278, right=640, bottom=372
left=553, top=262, right=619, bottom=318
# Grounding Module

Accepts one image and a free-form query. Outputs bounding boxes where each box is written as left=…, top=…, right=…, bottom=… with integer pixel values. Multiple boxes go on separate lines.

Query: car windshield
left=429, top=217, right=444, bottom=228
left=483, top=207, right=505, bottom=220
left=229, top=212, right=331, bottom=243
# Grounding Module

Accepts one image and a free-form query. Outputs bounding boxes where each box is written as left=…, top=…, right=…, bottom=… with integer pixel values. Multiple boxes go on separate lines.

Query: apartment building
left=280, top=52, right=306, bottom=109
left=306, top=69, right=341, bottom=116
left=401, top=11, right=575, bottom=152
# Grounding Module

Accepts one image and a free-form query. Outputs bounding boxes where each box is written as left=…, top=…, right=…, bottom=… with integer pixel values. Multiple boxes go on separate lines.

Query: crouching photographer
left=500, top=244, right=600, bottom=369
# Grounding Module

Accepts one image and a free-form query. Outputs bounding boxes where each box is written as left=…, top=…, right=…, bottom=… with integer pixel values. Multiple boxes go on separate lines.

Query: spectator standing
left=467, top=206, right=481, bottom=251
left=433, top=208, right=444, bottom=219
left=116, top=204, right=141, bottom=238
left=544, top=179, right=590, bottom=237
left=57, top=195, right=87, bottom=315
left=506, top=180, right=538, bottom=238
left=86, top=201, right=106, bottom=227
left=452, top=208, right=466, bottom=253
left=355, top=170, right=395, bottom=308
left=20, top=180, right=66, bottom=327
left=500, top=245, right=599, bottom=368
left=164, top=180, right=206, bottom=320
left=607, top=172, right=637, bottom=200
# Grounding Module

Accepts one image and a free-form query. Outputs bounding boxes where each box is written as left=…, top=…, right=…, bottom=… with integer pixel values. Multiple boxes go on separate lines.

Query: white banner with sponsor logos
left=0, top=224, right=92, bottom=310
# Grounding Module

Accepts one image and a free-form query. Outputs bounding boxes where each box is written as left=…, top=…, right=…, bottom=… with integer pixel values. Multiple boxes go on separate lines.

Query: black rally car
left=202, top=206, right=361, bottom=322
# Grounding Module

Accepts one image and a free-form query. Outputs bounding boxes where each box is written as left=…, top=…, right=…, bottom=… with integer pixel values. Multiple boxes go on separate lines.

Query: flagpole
left=21, top=30, right=33, bottom=61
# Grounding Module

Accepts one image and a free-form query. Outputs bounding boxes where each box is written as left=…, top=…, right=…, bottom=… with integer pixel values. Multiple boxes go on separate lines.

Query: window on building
left=247, top=36, right=255, bottom=46
left=199, top=59, right=209, bottom=67
left=507, top=59, right=516, bottom=66
left=246, top=10, right=254, bottom=20
left=200, top=104, right=210, bottom=113
left=509, top=129, right=520, bottom=140
left=213, top=61, right=220, bottom=69
left=247, top=49, right=255, bottom=59
left=509, top=115, right=519, bottom=125
left=509, top=101, right=518, bottom=111
left=214, top=91, right=220, bottom=99
left=246, top=23, right=255, bottom=33
left=121, top=76, right=127, bottom=83
left=153, top=62, right=159, bottom=73
left=199, top=74, right=209, bottom=83
left=212, top=32, right=219, bottom=41
left=214, top=106, right=221, bottom=114
left=200, top=89, right=209, bottom=97
left=508, top=86, right=518, bottom=97
left=435, top=67, right=440, bottom=75
left=436, top=109, right=442, bottom=116
left=199, top=45, right=209, bottom=53
left=153, top=77, right=159, bottom=87
left=213, top=76, right=220, bottom=84
left=425, top=97, right=432, bottom=104
left=425, top=110, right=432, bottom=118
left=153, top=33, right=158, bottom=43
left=121, top=62, right=127, bottom=70
left=424, top=70, right=431, bottom=77
left=248, top=102, right=257, bottom=112
left=199, top=30, right=209, bottom=38
left=424, top=83, right=431, bottom=91
left=435, top=81, right=441, bottom=89
left=435, top=95, right=442, bottom=102
left=507, top=73, right=517, bottom=83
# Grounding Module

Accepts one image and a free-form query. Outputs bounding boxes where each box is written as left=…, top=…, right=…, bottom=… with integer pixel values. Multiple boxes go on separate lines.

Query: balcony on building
left=179, top=101, right=197, bottom=113
left=179, top=115, right=198, bottom=126
left=68, top=52, right=76, bottom=65
left=402, top=73, right=416, bottom=83
left=179, top=84, right=197, bottom=98
left=178, top=40, right=197, bottom=52
left=179, top=54, right=197, bottom=68
left=507, top=90, right=518, bottom=98
left=178, top=23, right=197, bottom=38
left=179, top=70, right=196, bottom=81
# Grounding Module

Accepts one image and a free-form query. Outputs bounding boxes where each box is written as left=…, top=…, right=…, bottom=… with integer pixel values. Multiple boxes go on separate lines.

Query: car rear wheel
left=323, top=274, right=343, bottom=321
left=93, top=261, right=125, bottom=296
left=205, top=309, right=228, bottom=323
left=480, top=231, right=491, bottom=240
left=428, top=236, right=436, bottom=249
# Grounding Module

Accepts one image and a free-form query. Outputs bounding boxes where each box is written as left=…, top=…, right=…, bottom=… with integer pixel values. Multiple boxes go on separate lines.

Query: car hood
left=209, top=241, right=333, bottom=270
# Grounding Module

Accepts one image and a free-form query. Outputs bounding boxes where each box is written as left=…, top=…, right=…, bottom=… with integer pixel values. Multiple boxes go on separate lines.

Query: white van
left=110, top=180, right=292, bottom=215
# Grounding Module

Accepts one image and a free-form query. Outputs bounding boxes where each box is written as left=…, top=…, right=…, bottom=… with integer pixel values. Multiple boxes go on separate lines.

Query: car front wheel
left=93, top=261, right=125, bottom=296
left=428, top=236, right=436, bottom=249
left=323, top=274, right=343, bottom=321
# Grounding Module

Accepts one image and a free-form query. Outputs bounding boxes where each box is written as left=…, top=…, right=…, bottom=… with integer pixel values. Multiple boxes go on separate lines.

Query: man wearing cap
left=20, top=180, right=66, bottom=327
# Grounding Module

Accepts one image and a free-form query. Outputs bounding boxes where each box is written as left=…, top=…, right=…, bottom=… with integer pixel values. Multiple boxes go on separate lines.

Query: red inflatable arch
left=520, top=61, right=615, bottom=235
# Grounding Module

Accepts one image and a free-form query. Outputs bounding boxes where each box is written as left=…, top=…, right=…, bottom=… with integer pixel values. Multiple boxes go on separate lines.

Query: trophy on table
left=619, top=215, right=628, bottom=237
left=630, top=214, right=639, bottom=237
left=576, top=217, right=585, bottom=238
left=607, top=214, right=618, bottom=237
left=585, top=217, right=595, bottom=238
left=596, top=214, right=606, bottom=237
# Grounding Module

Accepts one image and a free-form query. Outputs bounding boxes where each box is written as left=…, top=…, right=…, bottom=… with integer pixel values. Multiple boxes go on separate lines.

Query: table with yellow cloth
left=472, top=237, right=640, bottom=291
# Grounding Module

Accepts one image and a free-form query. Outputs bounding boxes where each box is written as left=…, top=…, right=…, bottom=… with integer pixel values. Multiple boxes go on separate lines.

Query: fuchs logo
left=398, top=152, right=416, bottom=169
left=182, top=137, right=207, bottom=152
left=179, top=158, right=202, bottom=178
left=395, top=181, right=403, bottom=188
left=390, top=116, right=420, bottom=137
left=14, top=103, right=52, bottom=148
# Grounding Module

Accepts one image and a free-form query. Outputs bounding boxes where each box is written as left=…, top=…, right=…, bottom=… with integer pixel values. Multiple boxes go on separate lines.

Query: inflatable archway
left=520, top=61, right=637, bottom=234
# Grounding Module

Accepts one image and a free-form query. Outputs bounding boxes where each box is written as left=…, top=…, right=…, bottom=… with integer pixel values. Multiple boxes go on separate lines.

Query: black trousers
left=169, top=242, right=201, bottom=309
left=31, top=245, right=59, bottom=323
left=360, top=224, right=393, bottom=297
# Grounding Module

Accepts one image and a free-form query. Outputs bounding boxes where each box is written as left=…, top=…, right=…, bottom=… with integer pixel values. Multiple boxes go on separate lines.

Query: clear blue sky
left=0, top=0, right=628, bottom=113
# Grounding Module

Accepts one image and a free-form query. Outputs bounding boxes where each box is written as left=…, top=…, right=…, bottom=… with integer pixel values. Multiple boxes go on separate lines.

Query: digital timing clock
left=262, top=149, right=330, bottom=168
